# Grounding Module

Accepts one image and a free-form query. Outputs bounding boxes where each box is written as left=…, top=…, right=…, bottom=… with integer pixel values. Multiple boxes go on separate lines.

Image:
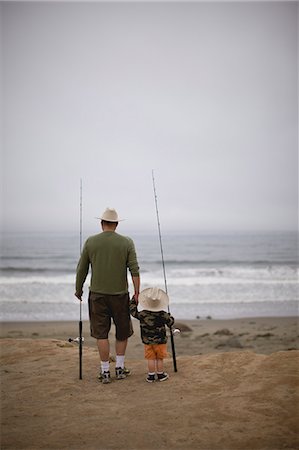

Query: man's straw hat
left=97, top=208, right=123, bottom=222
left=139, top=287, right=169, bottom=312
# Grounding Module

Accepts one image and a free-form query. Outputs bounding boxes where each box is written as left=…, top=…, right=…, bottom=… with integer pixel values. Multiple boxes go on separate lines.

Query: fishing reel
left=168, top=328, right=180, bottom=337
left=68, top=337, right=84, bottom=344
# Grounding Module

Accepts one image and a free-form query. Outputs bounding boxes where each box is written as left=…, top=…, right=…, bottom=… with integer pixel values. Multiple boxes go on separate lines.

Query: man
left=75, top=207, right=140, bottom=384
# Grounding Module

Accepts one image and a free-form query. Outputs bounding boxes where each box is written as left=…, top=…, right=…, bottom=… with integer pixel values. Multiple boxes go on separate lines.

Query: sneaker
left=123, top=367, right=131, bottom=376
left=115, top=367, right=127, bottom=380
left=157, top=372, right=169, bottom=382
left=98, top=367, right=131, bottom=380
left=101, top=371, right=111, bottom=384
left=146, top=374, right=156, bottom=383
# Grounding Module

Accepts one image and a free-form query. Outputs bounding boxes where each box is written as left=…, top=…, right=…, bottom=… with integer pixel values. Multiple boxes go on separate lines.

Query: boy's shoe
left=115, top=367, right=127, bottom=380
left=157, top=372, right=169, bottom=382
left=101, top=371, right=111, bottom=384
left=146, top=374, right=156, bottom=383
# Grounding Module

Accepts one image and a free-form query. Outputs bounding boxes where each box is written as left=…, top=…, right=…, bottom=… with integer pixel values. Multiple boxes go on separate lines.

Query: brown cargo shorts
left=88, top=291, right=133, bottom=341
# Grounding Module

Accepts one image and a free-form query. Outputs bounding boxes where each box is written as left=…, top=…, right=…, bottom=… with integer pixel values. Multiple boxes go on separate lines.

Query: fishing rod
left=69, top=179, right=84, bottom=379
left=152, top=170, right=177, bottom=373
left=78, top=178, right=83, bottom=380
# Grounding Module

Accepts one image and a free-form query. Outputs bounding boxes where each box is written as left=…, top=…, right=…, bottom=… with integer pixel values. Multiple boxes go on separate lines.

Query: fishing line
left=152, top=170, right=178, bottom=372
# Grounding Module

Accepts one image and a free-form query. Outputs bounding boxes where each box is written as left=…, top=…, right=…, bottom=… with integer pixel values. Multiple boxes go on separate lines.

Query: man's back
left=76, top=231, right=139, bottom=295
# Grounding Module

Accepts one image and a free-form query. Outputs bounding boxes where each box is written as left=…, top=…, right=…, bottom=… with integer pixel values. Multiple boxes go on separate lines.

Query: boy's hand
left=131, top=295, right=138, bottom=305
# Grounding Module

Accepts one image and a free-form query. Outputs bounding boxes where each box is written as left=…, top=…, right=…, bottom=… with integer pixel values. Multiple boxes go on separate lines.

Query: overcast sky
left=1, top=1, right=298, bottom=234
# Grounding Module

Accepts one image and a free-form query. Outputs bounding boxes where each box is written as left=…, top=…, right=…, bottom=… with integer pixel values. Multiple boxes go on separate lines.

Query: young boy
left=129, top=287, right=174, bottom=383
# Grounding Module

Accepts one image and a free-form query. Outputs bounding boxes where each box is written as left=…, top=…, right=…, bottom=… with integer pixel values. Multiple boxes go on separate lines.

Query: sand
left=1, top=317, right=299, bottom=450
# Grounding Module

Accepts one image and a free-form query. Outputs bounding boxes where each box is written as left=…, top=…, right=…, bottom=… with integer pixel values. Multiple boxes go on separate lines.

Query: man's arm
left=127, top=239, right=140, bottom=302
left=132, top=275, right=140, bottom=303
left=129, top=296, right=140, bottom=320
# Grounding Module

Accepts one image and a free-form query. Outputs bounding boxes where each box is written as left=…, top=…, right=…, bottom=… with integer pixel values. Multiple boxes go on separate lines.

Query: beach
left=1, top=316, right=298, bottom=450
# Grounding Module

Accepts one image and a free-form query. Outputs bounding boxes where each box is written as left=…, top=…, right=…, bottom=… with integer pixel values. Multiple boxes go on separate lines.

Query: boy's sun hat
left=139, top=287, right=169, bottom=312
left=97, top=208, right=124, bottom=222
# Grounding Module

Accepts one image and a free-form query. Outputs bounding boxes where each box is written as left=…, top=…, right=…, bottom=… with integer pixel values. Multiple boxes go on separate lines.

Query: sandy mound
left=1, top=339, right=298, bottom=450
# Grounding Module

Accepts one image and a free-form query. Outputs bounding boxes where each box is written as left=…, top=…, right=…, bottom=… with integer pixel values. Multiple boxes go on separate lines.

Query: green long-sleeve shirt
left=76, top=231, right=139, bottom=295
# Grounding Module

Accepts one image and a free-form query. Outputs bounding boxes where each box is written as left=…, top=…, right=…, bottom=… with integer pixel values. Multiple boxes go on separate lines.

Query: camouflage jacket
left=129, top=298, right=175, bottom=345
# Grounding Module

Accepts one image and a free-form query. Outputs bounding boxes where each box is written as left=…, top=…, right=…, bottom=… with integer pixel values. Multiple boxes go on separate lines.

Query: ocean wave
left=2, top=258, right=297, bottom=276
left=0, top=264, right=297, bottom=285
left=142, top=265, right=298, bottom=282
left=0, top=267, right=48, bottom=273
left=142, top=259, right=299, bottom=267
left=0, top=274, right=79, bottom=285
left=0, top=267, right=76, bottom=275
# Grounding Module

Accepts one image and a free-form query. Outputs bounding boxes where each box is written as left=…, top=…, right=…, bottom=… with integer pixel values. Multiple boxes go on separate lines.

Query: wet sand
left=1, top=316, right=298, bottom=358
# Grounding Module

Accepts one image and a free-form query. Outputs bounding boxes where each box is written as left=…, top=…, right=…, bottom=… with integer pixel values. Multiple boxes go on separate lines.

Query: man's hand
left=132, top=276, right=140, bottom=304
left=75, top=292, right=83, bottom=301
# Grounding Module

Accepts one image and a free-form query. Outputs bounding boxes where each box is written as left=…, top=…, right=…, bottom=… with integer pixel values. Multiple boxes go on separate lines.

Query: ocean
left=0, top=231, right=298, bottom=321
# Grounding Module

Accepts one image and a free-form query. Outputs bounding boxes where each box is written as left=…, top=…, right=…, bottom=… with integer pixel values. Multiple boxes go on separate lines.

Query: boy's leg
left=144, top=345, right=156, bottom=382
left=157, top=356, right=169, bottom=382
left=148, top=359, right=156, bottom=373
left=144, top=345, right=158, bottom=382
left=156, top=358, right=164, bottom=372
left=146, top=359, right=156, bottom=383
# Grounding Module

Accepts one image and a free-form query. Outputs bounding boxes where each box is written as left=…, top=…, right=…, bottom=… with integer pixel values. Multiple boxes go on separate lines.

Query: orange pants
left=144, top=343, right=168, bottom=360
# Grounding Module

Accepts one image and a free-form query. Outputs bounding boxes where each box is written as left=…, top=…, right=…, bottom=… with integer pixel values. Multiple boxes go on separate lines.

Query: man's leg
left=112, top=293, right=132, bottom=378
left=115, top=338, right=127, bottom=357
left=115, top=339, right=130, bottom=379
left=97, top=339, right=111, bottom=383
left=115, top=339, right=127, bottom=378
left=97, top=338, right=110, bottom=361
